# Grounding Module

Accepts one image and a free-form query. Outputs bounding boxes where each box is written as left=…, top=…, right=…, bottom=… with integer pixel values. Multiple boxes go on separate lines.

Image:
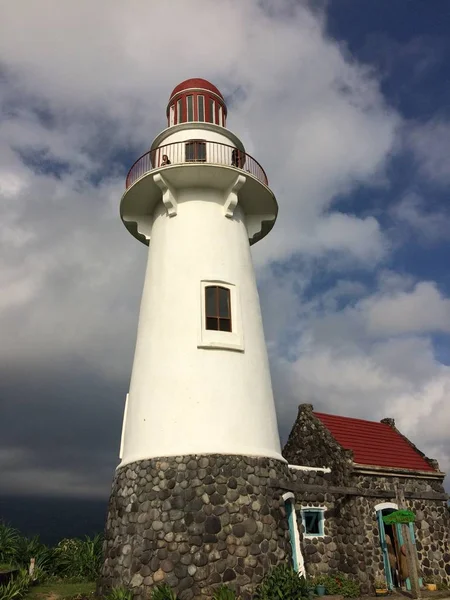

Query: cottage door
left=395, top=523, right=422, bottom=591
left=376, top=510, right=394, bottom=590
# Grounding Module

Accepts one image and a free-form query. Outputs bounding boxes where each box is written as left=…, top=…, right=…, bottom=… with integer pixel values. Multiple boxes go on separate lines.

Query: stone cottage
left=281, top=404, right=450, bottom=594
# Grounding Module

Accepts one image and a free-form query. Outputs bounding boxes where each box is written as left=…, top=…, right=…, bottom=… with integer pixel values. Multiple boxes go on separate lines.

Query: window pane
left=206, top=317, right=218, bottom=331
left=208, top=99, right=215, bottom=123
left=177, top=99, right=183, bottom=123
left=198, top=96, right=205, bottom=121
left=219, top=318, right=231, bottom=332
left=219, top=106, right=223, bottom=126
left=187, top=95, right=193, bottom=121
left=218, top=287, right=230, bottom=317
left=185, top=142, right=195, bottom=161
left=304, top=511, right=321, bottom=535
left=197, top=142, right=206, bottom=161
left=205, top=287, right=216, bottom=317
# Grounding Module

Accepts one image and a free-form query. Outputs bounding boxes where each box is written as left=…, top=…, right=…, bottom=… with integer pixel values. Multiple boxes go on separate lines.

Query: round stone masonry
left=99, top=455, right=293, bottom=600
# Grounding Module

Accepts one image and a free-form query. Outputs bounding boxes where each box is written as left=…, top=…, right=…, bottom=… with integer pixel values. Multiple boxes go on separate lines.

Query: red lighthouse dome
left=166, top=78, right=227, bottom=127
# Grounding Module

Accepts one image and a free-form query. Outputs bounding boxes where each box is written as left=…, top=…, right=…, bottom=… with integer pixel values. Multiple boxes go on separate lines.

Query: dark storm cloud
left=0, top=361, right=126, bottom=497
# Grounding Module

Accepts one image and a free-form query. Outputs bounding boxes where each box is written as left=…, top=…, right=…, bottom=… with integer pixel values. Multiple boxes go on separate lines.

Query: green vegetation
left=149, top=584, right=179, bottom=600
left=317, top=572, right=360, bottom=598
left=211, top=586, right=239, bottom=600
left=0, top=523, right=103, bottom=600
left=103, top=587, right=132, bottom=600
left=25, top=581, right=95, bottom=600
left=254, top=564, right=308, bottom=600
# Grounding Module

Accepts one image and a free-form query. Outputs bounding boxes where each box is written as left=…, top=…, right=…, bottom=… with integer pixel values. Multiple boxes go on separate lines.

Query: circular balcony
left=126, top=139, right=268, bottom=189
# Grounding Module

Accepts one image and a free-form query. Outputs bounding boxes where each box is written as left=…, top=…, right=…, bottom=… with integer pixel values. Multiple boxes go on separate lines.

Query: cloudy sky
left=1, top=0, right=450, bottom=500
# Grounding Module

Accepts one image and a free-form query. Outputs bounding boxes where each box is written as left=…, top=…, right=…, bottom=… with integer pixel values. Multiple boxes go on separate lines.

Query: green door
left=377, top=510, right=394, bottom=590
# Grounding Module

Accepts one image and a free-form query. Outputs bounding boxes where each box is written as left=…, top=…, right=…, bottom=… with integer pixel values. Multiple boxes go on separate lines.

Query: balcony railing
left=125, top=139, right=268, bottom=189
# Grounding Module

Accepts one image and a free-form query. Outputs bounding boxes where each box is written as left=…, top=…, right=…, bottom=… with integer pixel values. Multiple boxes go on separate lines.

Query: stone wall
left=283, top=404, right=353, bottom=485
left=99, top=455, right=293, bottom=600
left=288, top=468, right=450, bottom=594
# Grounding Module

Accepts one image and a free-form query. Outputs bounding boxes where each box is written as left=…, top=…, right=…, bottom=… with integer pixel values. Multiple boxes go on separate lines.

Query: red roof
left=314, top=412, right=435, bottom=472
left=169, top=78, right=224, bottom=100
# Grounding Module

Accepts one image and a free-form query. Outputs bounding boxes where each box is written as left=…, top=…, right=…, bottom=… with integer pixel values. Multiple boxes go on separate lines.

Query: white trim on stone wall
left=288, top=464, right=331, bottom=473
left=374, top=502, right=398, bottom=513
left=282, top=493, right=306, bottom=577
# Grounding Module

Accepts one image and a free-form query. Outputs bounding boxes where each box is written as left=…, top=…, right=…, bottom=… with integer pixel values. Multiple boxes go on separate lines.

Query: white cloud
left=408, top=119, right=450, bottom=185
left=391, top=192, right=450, bottom=242
left=362, top=281, right=450, bottom=336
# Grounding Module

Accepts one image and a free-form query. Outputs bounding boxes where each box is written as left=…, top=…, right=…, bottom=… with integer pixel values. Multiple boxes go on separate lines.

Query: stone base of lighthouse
left=99, top=455, right=292, bottom=600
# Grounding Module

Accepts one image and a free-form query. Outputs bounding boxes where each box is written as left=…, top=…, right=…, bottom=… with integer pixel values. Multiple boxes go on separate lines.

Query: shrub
left=53, top=535, right=103, bottom=581
left=254, top=564, right=308, bottom=600
left=324, top=573, right=360, bottom=598
left=150, top=584, right=178, bottom=600
left=0, top=525, right=21, bottom=566
left=0, top=569, right=31, bottom=600
left=106, top=586, right=134, bottom=600
left=212, top=585, right=238, bottom=600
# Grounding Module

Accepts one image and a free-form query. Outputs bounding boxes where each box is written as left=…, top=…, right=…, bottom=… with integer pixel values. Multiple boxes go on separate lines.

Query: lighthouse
left=100, top=79, right=292, bottom=600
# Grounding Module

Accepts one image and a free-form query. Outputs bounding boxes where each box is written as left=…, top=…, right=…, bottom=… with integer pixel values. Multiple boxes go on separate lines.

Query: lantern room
left=166, top=77, right=228, bottom=127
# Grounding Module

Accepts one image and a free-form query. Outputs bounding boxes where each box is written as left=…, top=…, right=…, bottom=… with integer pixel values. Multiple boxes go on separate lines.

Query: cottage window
left=205, top=286, right=231, bottom=332
left=301, top=509, right=325, bottom=537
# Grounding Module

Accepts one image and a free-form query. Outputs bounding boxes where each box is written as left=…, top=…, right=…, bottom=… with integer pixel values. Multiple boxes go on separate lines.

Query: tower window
left=205, top=286, right=232, bottom=332
left=219, top=105, right=223, bottom=127
left=301, top=509, right=325, bottom=537
left=185, top=141, right=206, bottom=162
left=208, top=98, right=215, bottom=123
left=198, top=95, right=205, bottom=122
left=187, top=95, right=194, bottom=121
left=177, top=98, right=183, bottom=123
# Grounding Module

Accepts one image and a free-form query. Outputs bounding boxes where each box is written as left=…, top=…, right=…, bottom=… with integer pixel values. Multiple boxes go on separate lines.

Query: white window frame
left=208, top=98, right=215, bottom=123
left=218, top=105, right=223, bottom=127
left=169, top=105, right=175, bottom=126
left=300, top=506, right=326, bottom=538
left=198, top=280, right=244, bottom=352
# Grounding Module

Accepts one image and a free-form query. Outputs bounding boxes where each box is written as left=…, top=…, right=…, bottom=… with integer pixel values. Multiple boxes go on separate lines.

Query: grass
left=0, top=563, right=15, bottom=573
left=25, top=581, right=96, bottom=600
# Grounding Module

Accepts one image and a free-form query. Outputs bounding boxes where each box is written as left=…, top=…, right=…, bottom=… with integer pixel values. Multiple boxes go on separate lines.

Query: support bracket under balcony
left=153, top=173, right=177, bottom=217
left=223, top=174, right=246, bottom=218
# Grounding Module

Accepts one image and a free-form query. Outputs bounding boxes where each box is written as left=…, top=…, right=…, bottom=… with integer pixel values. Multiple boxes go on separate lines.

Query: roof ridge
left=313, top=411, right=389, bottom=426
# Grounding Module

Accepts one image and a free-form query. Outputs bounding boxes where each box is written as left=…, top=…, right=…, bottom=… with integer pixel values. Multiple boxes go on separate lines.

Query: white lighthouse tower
left=101, top=79, right=291, bottom=600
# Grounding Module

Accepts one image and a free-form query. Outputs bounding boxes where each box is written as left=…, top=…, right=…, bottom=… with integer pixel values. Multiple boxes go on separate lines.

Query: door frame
left=283, top=492, right=305, bottom=576
left=375, top=503, right=398, bottom=590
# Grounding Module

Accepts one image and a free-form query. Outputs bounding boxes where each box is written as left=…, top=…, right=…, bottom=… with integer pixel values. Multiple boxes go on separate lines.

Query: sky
left=1, top=0, right=450, bottom=501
